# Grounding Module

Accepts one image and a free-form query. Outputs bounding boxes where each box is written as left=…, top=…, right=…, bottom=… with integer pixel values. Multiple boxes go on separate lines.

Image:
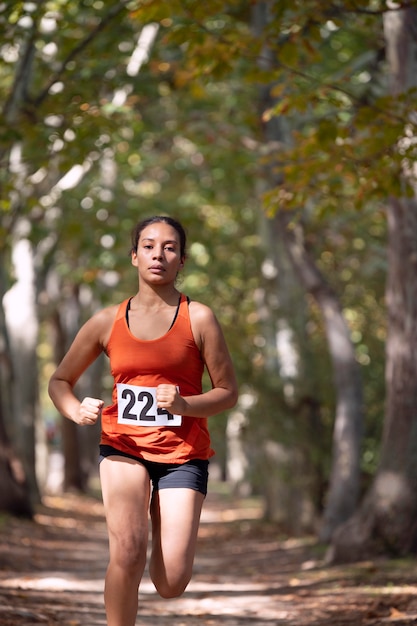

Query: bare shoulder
left=50, top=303, right=121, bottom=384
left=94, top=303, right=120, bottom=324
left=188, top=300, right=222, bottom=347
left=188, top=300, right=219, bottom=328
left=79, top=303, right=120, bottom=348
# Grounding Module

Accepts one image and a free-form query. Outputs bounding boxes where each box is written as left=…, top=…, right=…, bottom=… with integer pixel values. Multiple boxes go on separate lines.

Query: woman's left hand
left=156, top=384, right=185, bottom=415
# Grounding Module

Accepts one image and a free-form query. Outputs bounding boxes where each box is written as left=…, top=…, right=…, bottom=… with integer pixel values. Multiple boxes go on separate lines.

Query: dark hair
left=130, top=216, right=187, bottom=258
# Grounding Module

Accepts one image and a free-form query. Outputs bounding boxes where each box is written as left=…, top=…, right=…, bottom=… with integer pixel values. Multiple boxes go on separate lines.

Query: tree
left=252, top=0, right=364, bottom=536
left=0, top=0, right=263, bottom=507
left=330, top=2, right=417, bottom=561
left=276, top=213, right=364, bottom=541
left=0, top=258, right=33, bottom=516
left=248, top=0, right=417, bottom=555
left=3, top=0, right=409, bottom=551
left=0, top=0, right=149, bottom=502
left=161, top=0, right=417, bottom=550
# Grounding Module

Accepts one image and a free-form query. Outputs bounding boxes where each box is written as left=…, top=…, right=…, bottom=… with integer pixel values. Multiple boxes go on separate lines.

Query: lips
left=149, top=265, right=165, bottom=272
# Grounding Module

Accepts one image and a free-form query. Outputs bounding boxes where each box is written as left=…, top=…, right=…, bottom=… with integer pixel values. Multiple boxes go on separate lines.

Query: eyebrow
left=141, top=238, right=178, bottom=245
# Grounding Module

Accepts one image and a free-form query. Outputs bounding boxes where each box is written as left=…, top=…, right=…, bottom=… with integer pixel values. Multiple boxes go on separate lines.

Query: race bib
left=116, top=383, right=182, bottom=427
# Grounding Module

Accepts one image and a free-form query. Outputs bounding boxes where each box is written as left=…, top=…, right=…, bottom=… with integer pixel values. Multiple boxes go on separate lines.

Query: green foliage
left=0, top=0, right=400, bottom=498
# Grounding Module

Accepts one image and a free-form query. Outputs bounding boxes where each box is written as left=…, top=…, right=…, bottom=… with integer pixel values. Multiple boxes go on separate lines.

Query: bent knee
left=157, top=584, right=188, bottom=599
left=154, top=576, right=190, bottom=599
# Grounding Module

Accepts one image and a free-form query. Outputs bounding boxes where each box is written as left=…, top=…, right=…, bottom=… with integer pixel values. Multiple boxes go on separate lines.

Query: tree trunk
left=250, top=1, right=323, bottom=533
left=329, top=196, right=417, bottom=562
left=3, top=236, right=41, bottom=503
left=252, top=0, right=364, bottom=539
left=0, top=251, right=33, bottom=517
left=329, top=4, right=417, bottom=562
left=49, top=299, right=85, bottom=492
left=276, top=214, right=363, bottom=541
left=0, top=415, right=33, bottom=517
left=49, top=287, right=103, bottom=493
left=74, top=351, right=104, bottom=491
left=0, top=255, right=14, bottom=441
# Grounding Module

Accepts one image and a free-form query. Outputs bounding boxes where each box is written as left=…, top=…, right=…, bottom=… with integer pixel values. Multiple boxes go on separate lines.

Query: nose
left=153, top=246, right=164, bottom=259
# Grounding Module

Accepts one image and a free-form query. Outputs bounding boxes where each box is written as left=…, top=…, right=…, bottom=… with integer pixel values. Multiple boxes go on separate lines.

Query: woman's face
left=131, top=221, right=184, bottom=285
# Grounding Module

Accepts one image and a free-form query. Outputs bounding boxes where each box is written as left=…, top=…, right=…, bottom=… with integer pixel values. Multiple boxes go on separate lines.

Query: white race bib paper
left=117, top=383, right=182, bottom=427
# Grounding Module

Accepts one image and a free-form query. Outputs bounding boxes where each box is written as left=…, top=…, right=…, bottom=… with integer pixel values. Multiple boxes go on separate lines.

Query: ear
left=131, top=250, right=138, bottom=267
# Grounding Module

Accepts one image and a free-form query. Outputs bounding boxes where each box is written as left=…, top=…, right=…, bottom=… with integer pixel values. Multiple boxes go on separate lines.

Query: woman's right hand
left=77, top=397, right=104, bottom=426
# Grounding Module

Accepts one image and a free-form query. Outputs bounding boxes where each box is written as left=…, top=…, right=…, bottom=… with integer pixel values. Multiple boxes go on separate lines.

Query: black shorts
left=99, top=444, right=209, bottom=496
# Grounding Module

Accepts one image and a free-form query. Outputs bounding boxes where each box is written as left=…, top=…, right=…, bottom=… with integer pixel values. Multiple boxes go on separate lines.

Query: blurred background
left=1, top=0, right=416, bottom=563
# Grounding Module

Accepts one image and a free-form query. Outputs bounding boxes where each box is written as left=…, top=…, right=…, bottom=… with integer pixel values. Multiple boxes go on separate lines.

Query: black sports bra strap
left=125, top=297, right=133, bottom=328
left=125, top=295, right=182, bottom=330
left=168, top=295, right=182, bottom=330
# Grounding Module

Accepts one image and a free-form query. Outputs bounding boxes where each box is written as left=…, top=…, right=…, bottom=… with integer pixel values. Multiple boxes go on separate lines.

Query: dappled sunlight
left=374, top=471, right=413, bottom=510
left=1, top=493, right=417, bottom=624
left=200, top=500, right=263, bottom=524
left=0, top=573, right=104, bottom=592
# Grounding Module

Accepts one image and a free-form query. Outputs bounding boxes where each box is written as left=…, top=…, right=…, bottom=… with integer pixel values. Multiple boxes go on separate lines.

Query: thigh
left=150, top=488, right=205, bottom=582
left=100, top=456, right=151, bottom=562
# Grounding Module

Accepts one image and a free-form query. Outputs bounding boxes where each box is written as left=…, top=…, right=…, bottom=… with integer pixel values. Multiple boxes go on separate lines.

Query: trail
left=0, top=488, right=417, bottom=625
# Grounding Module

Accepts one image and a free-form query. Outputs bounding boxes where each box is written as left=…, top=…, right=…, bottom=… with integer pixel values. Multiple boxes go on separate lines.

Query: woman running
left=48, top=215, right=238, bottom=626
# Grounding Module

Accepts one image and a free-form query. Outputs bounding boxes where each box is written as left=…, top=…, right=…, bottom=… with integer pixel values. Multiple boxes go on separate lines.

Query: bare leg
left=149, top=488, right=205, bottom=598
left=100, top=456, right=151, bottom=626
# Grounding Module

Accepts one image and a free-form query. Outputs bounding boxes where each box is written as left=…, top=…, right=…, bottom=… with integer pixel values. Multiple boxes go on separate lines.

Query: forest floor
left=1, top=484, right=417, bottom=626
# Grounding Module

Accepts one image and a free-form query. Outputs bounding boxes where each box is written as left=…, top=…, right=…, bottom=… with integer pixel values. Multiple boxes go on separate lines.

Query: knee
left=156, top=583, right=188, bottom=600
left=114, top=550, right=144, bottom=573
left=152, top=571, right=191, bottom=599
left=110, top=536, right=147, bottom=573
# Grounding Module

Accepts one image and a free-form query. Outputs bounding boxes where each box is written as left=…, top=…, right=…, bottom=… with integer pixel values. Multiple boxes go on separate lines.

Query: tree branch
left=32, top=0, right=133, bottom=108
left=1, top=2, right=44, bottom=123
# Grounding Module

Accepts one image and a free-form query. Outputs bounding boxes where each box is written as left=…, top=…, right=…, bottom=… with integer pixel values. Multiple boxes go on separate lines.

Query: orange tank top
left=100, top=293, right=214, bottom=463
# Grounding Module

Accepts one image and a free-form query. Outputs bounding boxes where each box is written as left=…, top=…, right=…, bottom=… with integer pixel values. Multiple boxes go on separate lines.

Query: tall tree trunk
left=49, top=285, right=103, bottom=493
left=0, top=413, right=33, bottom=517
left=276, top=215, right=363, bottom=541
left=248, top=1, right=320, bottom=532
left=253, top=0, right=363, bottom=537
left=0, top=251, right=33, bottom=517
left=329, top=4, right=417, bottom=562
left=0, top=13, right=41, bottom=509
left=0, top=255, right=14, bottom=441
left=76, top=351, right=104, bottom=491
left=254, top=213, right=320, bottom=531
left=49, top=296, right=85, bottom=492
left=3, top=236, right=41, bottom=503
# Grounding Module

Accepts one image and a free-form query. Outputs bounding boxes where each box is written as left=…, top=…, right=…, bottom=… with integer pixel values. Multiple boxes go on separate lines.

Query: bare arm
left=48, top=306, right=116, bottom=425
left=156, top=302, right=238, bottom=417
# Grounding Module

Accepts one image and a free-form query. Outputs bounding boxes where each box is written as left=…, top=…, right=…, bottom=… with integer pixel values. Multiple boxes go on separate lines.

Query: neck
left=134, top=283, right=180, bottom=306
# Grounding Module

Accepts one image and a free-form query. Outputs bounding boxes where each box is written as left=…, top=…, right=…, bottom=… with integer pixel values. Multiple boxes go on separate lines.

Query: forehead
left=140, top=222, right=180, bottom=242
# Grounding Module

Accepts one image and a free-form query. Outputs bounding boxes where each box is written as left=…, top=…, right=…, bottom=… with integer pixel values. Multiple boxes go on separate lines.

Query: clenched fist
left=156, top=384, right=185, bottom=415
left=77, top=397, right=104, bottom=426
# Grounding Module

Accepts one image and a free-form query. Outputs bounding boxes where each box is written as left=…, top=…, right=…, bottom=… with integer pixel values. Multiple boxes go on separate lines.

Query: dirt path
left=1, top=487, right=417, bottom=625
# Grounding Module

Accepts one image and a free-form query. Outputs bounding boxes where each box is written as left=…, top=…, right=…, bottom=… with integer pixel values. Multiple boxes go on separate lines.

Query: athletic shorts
left=99, top=444, right=209, bottom=496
